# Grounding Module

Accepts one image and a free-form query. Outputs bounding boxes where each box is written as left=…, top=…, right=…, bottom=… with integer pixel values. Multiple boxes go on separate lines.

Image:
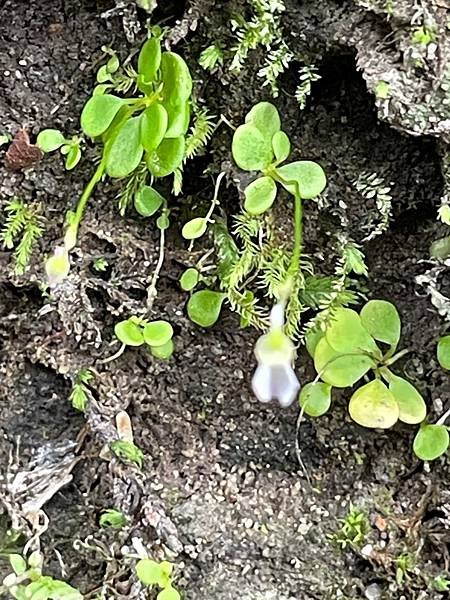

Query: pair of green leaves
left=36, top=129, right=82, bottom=170
left=136, top=559, right=180, bottom=600
left=231, top=102, right=326, bottom=215
left=304, top=301, right=427, bottom=429
left=115, top=316, right=174, bottom=359
left=79, top=35, right=192, bottom=182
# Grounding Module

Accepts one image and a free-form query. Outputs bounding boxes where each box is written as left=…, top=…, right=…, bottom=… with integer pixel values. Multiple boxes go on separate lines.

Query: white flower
left=251, top=303, right=300, bottom=407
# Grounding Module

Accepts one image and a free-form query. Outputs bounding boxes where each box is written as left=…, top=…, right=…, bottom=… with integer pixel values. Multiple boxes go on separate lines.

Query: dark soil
left=1, top=1, right=449, bottom=600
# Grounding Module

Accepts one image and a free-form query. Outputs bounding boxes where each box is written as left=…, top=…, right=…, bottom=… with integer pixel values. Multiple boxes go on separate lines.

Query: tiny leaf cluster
left=115, top=316, right=174, bottom=360
left=136, top=559, right=180, bottom=600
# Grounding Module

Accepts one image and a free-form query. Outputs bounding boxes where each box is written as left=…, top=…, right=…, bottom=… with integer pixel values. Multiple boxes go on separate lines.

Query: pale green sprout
left=99, top=508, right=127, bottom=528
left=45, top=246, right=70, bottom=287
left=136, top=559, right=181, bottom=600
left=438, top=203, right=450, bottom=226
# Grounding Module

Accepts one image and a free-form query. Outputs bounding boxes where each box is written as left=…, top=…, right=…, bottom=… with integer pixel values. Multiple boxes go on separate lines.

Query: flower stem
left=290, top=192, right=303, bottom=275
left=66, top=159, right=106, bottom=249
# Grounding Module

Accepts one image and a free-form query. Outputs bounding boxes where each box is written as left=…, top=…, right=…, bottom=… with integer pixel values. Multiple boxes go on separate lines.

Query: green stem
left=290, top=192, right=303, bottom=275
left=66, top=159, right=106, bottom=249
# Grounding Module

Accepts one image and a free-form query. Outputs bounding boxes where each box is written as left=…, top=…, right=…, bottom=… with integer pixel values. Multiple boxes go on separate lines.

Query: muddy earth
left=0, top=1, right=450, bottom=599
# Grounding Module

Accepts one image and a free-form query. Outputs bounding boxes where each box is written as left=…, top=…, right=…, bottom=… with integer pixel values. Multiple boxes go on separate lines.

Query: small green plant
left=184, top=102, right=327, bottom=335
left=92, top=256, right=109, bottom=272
left=36, top=129, right=82, bottom=170
left=69, top=368, right=93, bottom=412
left=412, top=26, right=436, bottom=46
left=302, top=300, right=428, bottom=429
left=114, top=316, right=174, bottom=360
left=1, top=198, right=44, bottom=275
left=395, top=552, right=415, bottom=586
left=99, top=508, right=127, bottom=529
left=136, top=559, right=181, bottom=600
left=199, top=44, right=224, bottom=71
left=43, top=30, right=193, bottom=286
left=330, top=504, right=369, bottom=550
left=110, top=440, right=144, bottom=468
left=0, top=551, right=81, bottom=600
left=432, top=573, right=450, bottom=592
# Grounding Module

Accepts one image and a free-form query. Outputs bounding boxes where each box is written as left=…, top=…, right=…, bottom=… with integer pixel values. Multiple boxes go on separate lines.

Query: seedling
left=432, top=574, right=450, bottom=592
left=69, top=368, right=93, bottom=412
left=110, top=440, right=144, bottom=468
left=1, top=551, right=81, bottom=600
left=302, top=300, right=427, bottom=428
left=185, top=102, right=327, bottom=332
left=301, top=300, right=450, bottom=460
left=395, top=552, right=415, bottom=586
left=136, top=559, right=181, bottom=600
left=99, top=508, right=127, bottom=529
left=114, top=316, right=174, bottom=360
left=43, top=30, right=193, bottom=284
left=36, top=129, right=82, bottom=170
left=330, top=504, right=369, bottom=550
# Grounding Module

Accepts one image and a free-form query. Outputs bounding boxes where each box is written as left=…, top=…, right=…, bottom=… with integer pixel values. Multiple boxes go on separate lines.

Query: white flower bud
left=45, top=246, right=70, bottom=287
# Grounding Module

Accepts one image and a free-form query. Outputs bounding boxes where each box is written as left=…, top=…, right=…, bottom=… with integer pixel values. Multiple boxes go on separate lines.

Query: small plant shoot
left=303, top=300, right=430, bottom=438
left=136, top=559, right=181, bottom=600
left=115, top=316, right=175, bottom=359
left=43, top=31, right=193, bottom=285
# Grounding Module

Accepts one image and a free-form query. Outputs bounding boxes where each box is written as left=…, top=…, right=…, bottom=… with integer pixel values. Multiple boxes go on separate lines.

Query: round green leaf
left=136, top=559, right=168, bottom=587
left=305, top=328, right=324, bottom=357
left=80, top=94, right=124, bottom=138
left=134, top=185, right=165, bottom=217
left=388, top=374, right=426, bottom=425
left=276, top=160, right=326, bottom=199
left=140, top=104, right=168, bottom=152
left=360, top=300, right=401, bottom=347
left=65, top=145, right=81, bottom=170
left=244, top=176, right=277, bottom=215
left=272, top=131, right=290, bottom=163
left=158, top=587, right=181, bottom=600
left=96, top=65, right=113, bottom=83
left=163, top=99, right=190, bottom=138
left=106, top=54, right=120, bottom=74
left=413, top=424, right=449, bottom=461
left=437, top=335, right=450, bottom=370
left=299, top=382, right=332, bottom=417
left=150, top=339, right=174, bottom=360
left=232, top=123, right=274, bottom=171
left=138, top=37, right=162, bottom=82
left=182, top=218, right=207, bottom=240
left=106, top=117, right=144, bottom=179
left=245, top=102, right=281, bottom=140
left=180, top=268, right=199, bottom=291
left=187, top=290, right=226, bottom=327
left=314, top=337, right=374, bottom=388
left=325, top=308, right=380, bottom=355
left=114, top=318, right=144, bottom=346
left=143, top=320, right=173, bottom=347
left=349, top=379, right=399, bottom=429
left=160, top=52, right=192, bottom=104
left=147, top=136, right=185, bottom=178
left=36, top=129, right=66, bottom=152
